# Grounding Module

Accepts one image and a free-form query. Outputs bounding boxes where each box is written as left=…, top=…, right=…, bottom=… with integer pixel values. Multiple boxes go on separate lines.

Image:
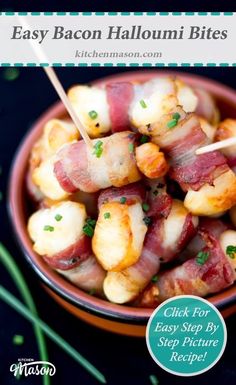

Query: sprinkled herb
left=128, top=143, right=134, bottom=153
left=104, top=212, right=111, bottom=219
left=167, top=119, right=178, bottom=129
left=166, top=112, right=181, bottom=129
left=143, top=216, right=152, bottom=226
left=89, top=288, right=96, bottom=296
left=93, top=140, right=103, bottom=158
left=55, top=214, right=62, bottom=222
left=196, top=251, right=209, bottom=265
left=120, top=197, right=127, bottom=204
left=88, top=110, right=98, bottom=120
left=13, top=334, right=24, bottom=346
left=149, top=374, right=159, bottom=385
left=142, top=203, right=150, bottom=212
left=83, top=218, right=96, bottom=238
left=43, top=225, right=54, bottom=232
left=172, top=112, right=181, bottom=121
left=226, top=245, right=236, bottom=259
left=86, top=218, right=96, bottom=227
left=140, top=99, right=147, bottom=108
left=151, top=275, right=158, bottom=283
left=140, top=135, right=149, bottom=144
left=2, top=68, right=20, bottom=82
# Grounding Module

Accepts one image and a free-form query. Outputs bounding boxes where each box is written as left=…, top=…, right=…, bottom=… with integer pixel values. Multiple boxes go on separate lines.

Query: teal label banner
left=146, top=295, right=227, bottom=376
left=0, top=13, right=236, bottom=66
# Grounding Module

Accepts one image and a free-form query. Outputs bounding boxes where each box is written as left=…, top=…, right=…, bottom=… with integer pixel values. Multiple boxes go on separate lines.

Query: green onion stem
left=0, top=285, right=106, bottom=384
left=0, top=243, right=50, bottom=385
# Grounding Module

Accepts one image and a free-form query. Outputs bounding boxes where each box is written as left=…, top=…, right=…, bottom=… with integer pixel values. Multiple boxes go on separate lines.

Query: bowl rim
left=8, top=70, right=236, bottom=324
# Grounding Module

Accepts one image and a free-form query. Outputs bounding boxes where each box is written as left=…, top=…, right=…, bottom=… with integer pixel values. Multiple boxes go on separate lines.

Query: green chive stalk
left=0, top=243, right=50, bottom=385
left=0, top=285, right=106, bottom=384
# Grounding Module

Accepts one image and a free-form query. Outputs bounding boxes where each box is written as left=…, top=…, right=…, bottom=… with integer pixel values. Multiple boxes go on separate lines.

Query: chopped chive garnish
left=86, top=218, right=96, bottom=227
left=226, top=245, right=236, bottom=259
left=151, top=275, right=158, bottom=283
left=2, top=68, right=20, bottom=82
left=143, top=216, right=152, bottom=226
left=82, top=226, right=94, bottom=238
left=89, top=288, right=96, bottom=296
left=128, top=143, right=134, bottom=153
left=172, top=112, right=181, bottom=121
left=88, top=110, right=98, bottom=120
left=140, top=135, right=149, bottom=144
left=196, top=251, right=209, bottom=265
left=120, top=197, right=127, bottom=204
left=93, top=140, right=103, bottom=158
left=13, top=334, right=24, bottom=346
left=140, top=99, right=147, bottom=108
left=167, top=119, right=178, bottom=129
left=149, top=374, right=159, bottom=385
left=43, top=225, right=54, bottom=232
left=104, top=212, right=111, bottom=219
left=83, top=218, right=96, bottom=238
left=142, top=203, right=150, bottom=212
left=55, top=214, right=62, bottom=222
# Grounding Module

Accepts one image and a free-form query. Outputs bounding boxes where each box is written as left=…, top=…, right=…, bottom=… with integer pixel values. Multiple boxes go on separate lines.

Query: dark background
left=1, top=0, right=236, bottom=384
left=0, top=0, right=236, bottom=12
left=0, top=67, right=236, bottom=385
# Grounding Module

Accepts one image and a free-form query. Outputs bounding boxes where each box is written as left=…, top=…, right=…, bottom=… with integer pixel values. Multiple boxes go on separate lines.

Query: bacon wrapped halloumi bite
left=32, top=156, right=70, bottom=201
left=67, top=77, right=198, bottom=134
left=54, top=131, right=141, bottom=194
left=139, top=226, right=236, bottom=307
left=28, top=201, right=106, bottom=292
left=93, top=184, right=147, bottom=272
left=58, top=256, right=106, bottom=294
left=103, top=199, right=198, bottom=304
left=138, top=108, right=236, bottom=216
left=28, top=201, right=91, bottom=269
left=27, top=118, right=79, bottom=202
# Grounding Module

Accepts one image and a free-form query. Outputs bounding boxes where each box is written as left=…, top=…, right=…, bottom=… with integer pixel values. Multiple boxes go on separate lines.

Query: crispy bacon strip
left=58, top=255, right=106, bottom=294
left=106, top=82, right=134, bottom=133
left=141, top=111, right=229, bottom=192
left=54, top=132, right=141, bottom=193
left=139, top=225, right=235, bottom=307
left=98, top=182, right=146, bottom=208
left=43, top=234, right=92, bottom=271
left=145, top=179, right=172, bottom=218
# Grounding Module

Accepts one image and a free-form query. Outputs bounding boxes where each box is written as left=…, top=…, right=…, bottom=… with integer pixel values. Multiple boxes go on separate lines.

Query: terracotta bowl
left=8, top=70, right=236, bottom=337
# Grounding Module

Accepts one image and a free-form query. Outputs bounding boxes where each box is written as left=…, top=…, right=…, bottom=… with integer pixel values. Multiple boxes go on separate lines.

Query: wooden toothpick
left=196, top=137, right=236, bottom=155
left=18, top=16, right=93, bottom=149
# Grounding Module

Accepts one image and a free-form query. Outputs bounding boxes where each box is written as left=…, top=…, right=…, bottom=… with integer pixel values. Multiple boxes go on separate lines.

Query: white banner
left=0, top=13, right=235, bottom=65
